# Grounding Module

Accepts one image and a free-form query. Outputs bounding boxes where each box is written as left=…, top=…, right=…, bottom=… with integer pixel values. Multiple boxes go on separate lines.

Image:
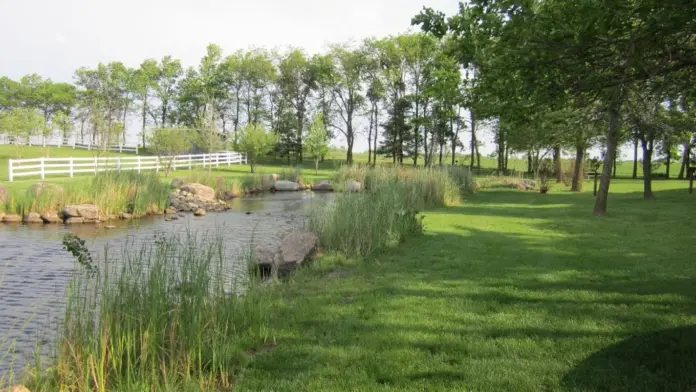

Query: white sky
left=0, top=0, right=633, bottom=160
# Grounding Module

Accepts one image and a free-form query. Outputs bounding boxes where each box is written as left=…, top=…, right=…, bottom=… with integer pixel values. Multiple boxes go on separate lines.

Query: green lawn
left=233, top=180, right=696, bottom=392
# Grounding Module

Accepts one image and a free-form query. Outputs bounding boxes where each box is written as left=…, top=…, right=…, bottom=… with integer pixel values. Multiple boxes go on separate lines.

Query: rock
left=65, top=217, right=85, bottom=224
left=2, top=385, right=31, bottom=392
left=273, top=180, right=300, bottom=192
left=346, top=180, right=362, bottom=192
left=312, top=181, right=333, bottom=192
left=165, top=207, right=177, bottom=214
left=0, top=212, right=4, bottom=221
left=2, top=214, right=21, bottom=223
left=187, top=202, right=199, bottom=211
left=171, top=178, right=185, bottom=188
left=194, top=208, right=206, bottom=216
left=23, top=212, right=43, bottom=224
left=178, top=213, right=186, bottom=218
left=185, top=193, right=194, bottom=201
left=262, top=174, right=279, bottom=191
left=41, top=212, right=61, bottom=224
left=119, top=212, right=133, bottom=220
left=0, top=185, right=8, bottom=203
left=108, top=214, right=119, bottom=221
left=180, top=183, right=215, bottom=201
left=63, top=204, right=99, bottom=220
left=165, top=215, right=179, bottom=221
left=105, top=225, right=116, bottom=229
left=278, top=232, right=319, bottom=266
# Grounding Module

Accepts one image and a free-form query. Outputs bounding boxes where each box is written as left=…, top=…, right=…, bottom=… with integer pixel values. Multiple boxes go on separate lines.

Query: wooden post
left=69, top=157, right=74, bottom=178
left=188, top=154, right=192, bottom=170
left=40, top=158, right=45, bottom=179
left=216, top=153, right=220, bottom=167
left=94, top=157, right=98, bottom=175
left=8, top=159, right=13, bottom=182
left=117, top=157, right=121, bottom=172
left=119, top=145, right=123, bottom=153
left=593, top=171, right=599, bottom=196
left=137, top=156, right=141, bottom=173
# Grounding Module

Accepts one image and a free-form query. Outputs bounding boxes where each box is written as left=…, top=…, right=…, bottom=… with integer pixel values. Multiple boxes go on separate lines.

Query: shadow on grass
left=562, top=325, right=696, bottom=392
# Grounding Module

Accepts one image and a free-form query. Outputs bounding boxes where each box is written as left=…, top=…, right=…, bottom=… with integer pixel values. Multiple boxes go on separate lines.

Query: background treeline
left=0, top=34, right=472, bottom=167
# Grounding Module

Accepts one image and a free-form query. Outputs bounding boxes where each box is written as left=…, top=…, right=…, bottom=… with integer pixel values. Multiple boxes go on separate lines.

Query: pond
left=0, top=191, right=330, bottom=378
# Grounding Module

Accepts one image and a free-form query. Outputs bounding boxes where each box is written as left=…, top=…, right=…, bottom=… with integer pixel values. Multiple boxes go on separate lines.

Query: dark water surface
left=0, top=191, right=328, bottom=377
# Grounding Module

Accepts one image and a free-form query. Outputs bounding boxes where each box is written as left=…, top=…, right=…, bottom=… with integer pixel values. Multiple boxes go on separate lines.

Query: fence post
left=69, top=157, right=74, bottom=178
left=188, top=154, right=192, bottom=170
left=119, top=145, right=123, bottom=153
left=227, top=151, right=231, bottom=166
left=40, top=158, right=45, bottom=179
left=137, top=156, right=141, bottom=173
left=117, top=157, right=121, bottom=172
left=156, top=156, right=160, bottom=173
left=135, top=145, right=139, bottom=155
left=216, top=153, right=220, bottom=167
left=173, top=155, right=177, bottom=172
left=8, top=159, right=13, bottom=182
left=94, top=157, right=98, bottom=175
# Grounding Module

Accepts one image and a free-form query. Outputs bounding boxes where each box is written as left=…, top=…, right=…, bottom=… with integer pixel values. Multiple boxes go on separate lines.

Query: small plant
left=62, top=233, right=98, bottom=276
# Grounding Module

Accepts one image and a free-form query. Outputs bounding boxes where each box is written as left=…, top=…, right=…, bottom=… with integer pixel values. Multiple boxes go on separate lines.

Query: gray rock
left=63, top=204, right=99, bottom=219
left=65, top=217, right=85, bottom=224
left=346, top=180, right=362, bottom=192
left=23, top=212, right=43, bottom=224
left=273, top=180, right=300, bottom=192
left=262, top=174, right=279, bottom=191
left=187, top=202, right=199, bottom=210
left=119, top=212, right=133, bottom=220
left=194, top=208, right=207, bottom=216
left=171, top=178, right=185, bottom=188
left=2, top=214, right=21, bottom=223
left=180, top=183, right=215, bottom=201
left=312, top=181, right=333, bottom=192
left=40, top=212, right=62, bottom=223
left=164, top=207, right=177, bottom=214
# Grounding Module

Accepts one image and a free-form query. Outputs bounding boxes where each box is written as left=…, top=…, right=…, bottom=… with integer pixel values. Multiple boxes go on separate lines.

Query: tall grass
left=1, top=172, right=170, bottom=216
left=31, top=231, right=270, bottom=391
left=310, top=165, right=473, bottom=258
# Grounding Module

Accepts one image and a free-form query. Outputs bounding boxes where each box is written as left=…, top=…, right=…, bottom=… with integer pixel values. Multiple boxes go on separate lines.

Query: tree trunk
left=367, top=106, right=374, bottom=165
left=678, top=143, right=690, bottom=179
left=346, top=135, right=354, bottom=165
left=612, top=154, right=617, bottom=179
left=527, top=152, right=533, bottom=174
left=665, top=148, right=671, bottom=179
left=504, top=144, right=509, bottom=172
left=141, top=100, right=148, bottom=148
left=373, top=109, right=379, bottom=166
left=641, top=138, right=654, bottom=200
left=438, top=140, right=444, bottom=166
left=632, top=139, right=638, bottom=179
left=593, top=100, right=622, bottom=216
left=571, top=145, right=584, bottom=192
left=413, top=95, right=420, bottom=167
left=469, top=110, right=476, bottom=170
left=553, top=145, right=563, bottom=183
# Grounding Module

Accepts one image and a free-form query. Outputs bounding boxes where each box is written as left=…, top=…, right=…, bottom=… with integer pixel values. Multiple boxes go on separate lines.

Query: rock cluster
left=168, top=183, right=231, bottom=214
left=253, top=231, right=319, bottom=278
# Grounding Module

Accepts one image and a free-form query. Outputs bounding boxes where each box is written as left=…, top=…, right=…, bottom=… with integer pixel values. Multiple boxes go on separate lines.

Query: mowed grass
left=232, top=180, right=696, bottom=392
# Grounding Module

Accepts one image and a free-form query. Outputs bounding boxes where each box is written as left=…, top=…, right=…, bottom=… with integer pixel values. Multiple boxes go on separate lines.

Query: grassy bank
left=228, top=180, right=696, bottom=392
left=1, top=171, right=170, bottom=217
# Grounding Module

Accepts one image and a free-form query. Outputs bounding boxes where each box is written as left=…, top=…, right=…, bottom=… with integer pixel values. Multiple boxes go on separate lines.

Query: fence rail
left=8, top=151, right=247, bottom=182
left=0, top=135, right=139, bottom=154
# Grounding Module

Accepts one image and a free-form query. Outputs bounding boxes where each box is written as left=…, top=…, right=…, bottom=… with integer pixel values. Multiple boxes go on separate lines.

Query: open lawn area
left=234, top=181, right=696, bottom=392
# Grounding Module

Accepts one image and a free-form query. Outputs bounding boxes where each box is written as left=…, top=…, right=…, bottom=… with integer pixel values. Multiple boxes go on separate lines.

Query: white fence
left=0, top=135, right=139, bottom=154
left=8, top=151, right=247, bottom=182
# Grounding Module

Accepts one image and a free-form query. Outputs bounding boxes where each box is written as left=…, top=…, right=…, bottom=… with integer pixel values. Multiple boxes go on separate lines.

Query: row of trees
left=1, top=36, right=476, bottom=166
left=414, top=0, right=696, bottom=215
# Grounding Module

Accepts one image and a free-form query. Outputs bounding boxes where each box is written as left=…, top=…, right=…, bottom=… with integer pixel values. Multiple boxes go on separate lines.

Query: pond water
left=0, top=191, right=329, bottom=378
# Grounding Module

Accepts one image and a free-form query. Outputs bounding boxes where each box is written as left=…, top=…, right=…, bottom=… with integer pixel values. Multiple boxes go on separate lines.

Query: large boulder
left=63, top=204, right=99, bottom=220
left=194, top=208, right=207, bottom=216
left=253, top=232, right=319, bottom=278
left=311, top=180, right=333, bottom=192
left=262, top=174, right=279, bottom=191
left=0, top=185, right=8, bottom=203
left=65, top=217, right=85, bottom=224
left=346, top=180, right=362, bottom=192
left=273, top=180, right=300, bottom=192
left=222, top=183, right=241, bottom=200
left=23, top=212, right=43, bottom=224
left=2, top=214, right=21, bottom=223
left=119, top=212, right=133, bottom=220
left=171, top=178, right=185, bottom=189
left=164, top=207, right=177, bottom=214
left=180, top=183, right=215, bottom=201
left=41, top=212, right=62, bottom=224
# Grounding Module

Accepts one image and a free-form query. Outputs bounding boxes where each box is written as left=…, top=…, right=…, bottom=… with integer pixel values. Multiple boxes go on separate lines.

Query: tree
left=0, top=107, right=44, bottom=158
left=305, top=113, right=330, bottom=174
left=149, top=127, right=192, bottom=177
left=133, top=59, right=159, bottom=147
left=151, top=56, right=183, bottom=127
left=52, top=111, right=74, bottom=143
left=235, top=122, right=278, bottom=173
left=330, top=45, right=369, bottom=164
